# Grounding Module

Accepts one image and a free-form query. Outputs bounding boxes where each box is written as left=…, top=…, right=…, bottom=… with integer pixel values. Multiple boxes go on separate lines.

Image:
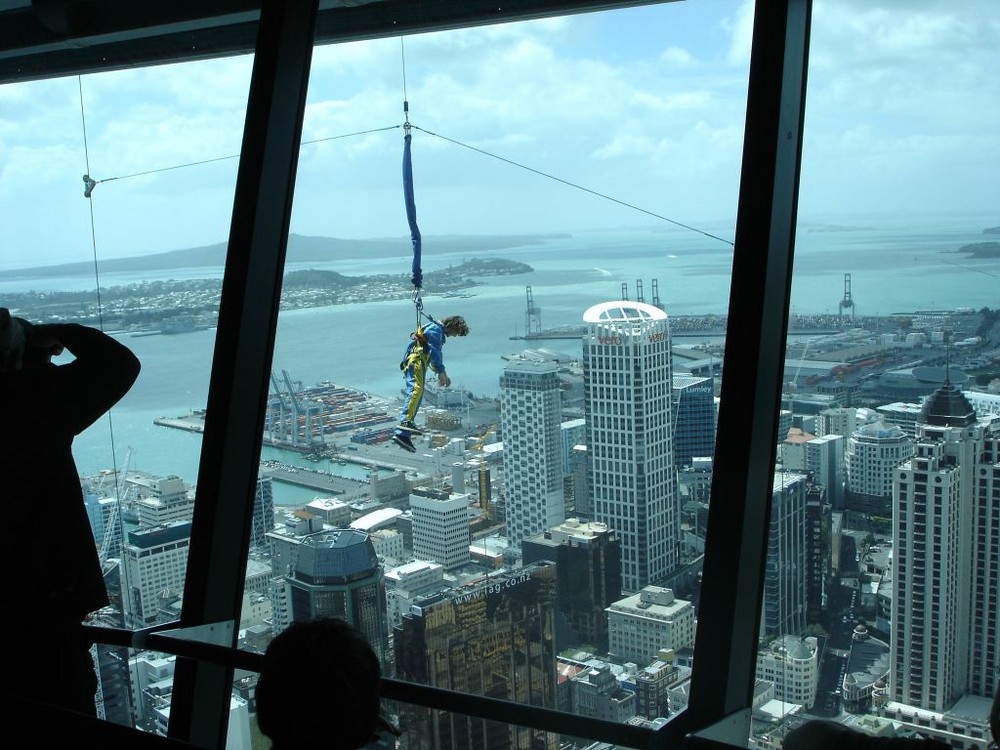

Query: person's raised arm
left=29, top=323, right=141, bottom=435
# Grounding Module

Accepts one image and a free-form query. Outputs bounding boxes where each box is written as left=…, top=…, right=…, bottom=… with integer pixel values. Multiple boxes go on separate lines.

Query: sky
left=0, top=0, right=998, bottom=270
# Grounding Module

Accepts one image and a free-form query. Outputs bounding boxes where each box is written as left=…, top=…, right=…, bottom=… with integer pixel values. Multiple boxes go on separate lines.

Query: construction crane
left=472, top=424, right=497, bottom=453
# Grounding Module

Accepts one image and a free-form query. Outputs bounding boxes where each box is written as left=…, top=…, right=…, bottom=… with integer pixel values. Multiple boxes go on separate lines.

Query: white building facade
left=410, top=489, right=471, bottom=570
left=500, top=360, right=566, bottom=548
left=845, top=421, right=913, bottom=516
left=755, top=635, right=820, bottom=708
left=805, top=433, right=845, bottom=508
left=120, top=520, right=191, bottom=628
left=583, top=300, right=677, bottom=591
left=891, top=382, right=1000, bottom=711
left=606, top=586, right=696, bottom=666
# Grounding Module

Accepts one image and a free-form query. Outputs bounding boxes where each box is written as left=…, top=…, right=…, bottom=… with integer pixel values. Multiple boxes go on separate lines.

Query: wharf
left=259, top=463, right=365, bottom=497
left=154, top=415, right=205, bottom=433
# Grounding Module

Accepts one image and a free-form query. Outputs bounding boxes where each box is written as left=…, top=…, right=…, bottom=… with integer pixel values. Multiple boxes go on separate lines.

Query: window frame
left=5, top=0, right=812, bottom=747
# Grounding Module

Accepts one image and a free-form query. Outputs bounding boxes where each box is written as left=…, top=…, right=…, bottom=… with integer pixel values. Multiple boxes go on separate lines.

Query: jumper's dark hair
left=255, top=618, right=383, bottom=750
left=441, top=315, right=469, bottom=336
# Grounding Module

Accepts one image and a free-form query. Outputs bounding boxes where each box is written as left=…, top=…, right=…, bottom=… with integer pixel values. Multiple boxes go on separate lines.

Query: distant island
left=984, top=226, right=1000, bottom=235
left=5, top=232, right=560, bottom=279
left=4, top=256, right=534, bottom=335
left=957, top=241, right=1000, bottom=258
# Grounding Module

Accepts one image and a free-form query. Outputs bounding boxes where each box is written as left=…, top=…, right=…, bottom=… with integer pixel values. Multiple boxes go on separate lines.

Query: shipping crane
left=282, top=369, right=323, bottom=447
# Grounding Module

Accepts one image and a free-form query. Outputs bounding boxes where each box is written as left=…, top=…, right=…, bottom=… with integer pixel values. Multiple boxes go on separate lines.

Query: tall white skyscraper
left=582, top=300, right=676, bottom=591
left=891, top=381, right=1000, bottom=711
left=500, top=359, right=566, bottom=548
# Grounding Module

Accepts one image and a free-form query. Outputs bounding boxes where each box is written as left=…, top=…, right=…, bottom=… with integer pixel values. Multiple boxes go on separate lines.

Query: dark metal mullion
left=671, top=0, right=813, bottom=744
left=168, top=0, right=319, bottom=746
left=0, top=1, right=679, bottom=85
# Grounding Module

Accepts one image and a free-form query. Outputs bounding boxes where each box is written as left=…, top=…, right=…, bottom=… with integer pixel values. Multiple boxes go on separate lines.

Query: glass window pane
left=761, top=1, right=999, bottom=747
left=240, top=1, right=748, bottom=740
left=2, top=56, right=251, bottom=726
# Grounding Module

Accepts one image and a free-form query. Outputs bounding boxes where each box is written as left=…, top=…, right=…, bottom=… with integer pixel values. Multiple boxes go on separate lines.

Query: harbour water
left=8, top=215, right=996, bottom=502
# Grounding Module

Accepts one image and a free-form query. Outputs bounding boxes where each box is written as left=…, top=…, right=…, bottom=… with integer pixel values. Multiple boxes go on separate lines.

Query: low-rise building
left=606, top=587, right=696, bottom=666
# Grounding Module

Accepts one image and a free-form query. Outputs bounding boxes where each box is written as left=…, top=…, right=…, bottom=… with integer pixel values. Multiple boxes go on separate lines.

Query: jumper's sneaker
left=397, top=420, right=424, bottom=435
left=392, top=432, right=416, bottom=452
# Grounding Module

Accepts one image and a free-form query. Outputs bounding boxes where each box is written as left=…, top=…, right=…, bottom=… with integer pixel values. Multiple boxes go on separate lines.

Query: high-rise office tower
left=760, top=472, right=808, bottom=639
left=582, top=300, right=677, bottom=591
left=671, top=374, right=716, bottom=467
left=500, top=359, right=566, bottom=548
left=804, top=482, right=828, bottom=626
left=522, top=518, right=621, bottom=651
left=394, top=562, right=559, bottom=750
left=249, top=476, right=275, bottom=552
left=120, top=520, right=192, bottom=629
left=410, top=488, right=471, bottom=570
left=280, top=528, right=390, bottom=667
left=890, top=381, right=1000, bottom=710
left=846, top=421, right=913, bottom=517
left=805, top=433, right=845, bottom=509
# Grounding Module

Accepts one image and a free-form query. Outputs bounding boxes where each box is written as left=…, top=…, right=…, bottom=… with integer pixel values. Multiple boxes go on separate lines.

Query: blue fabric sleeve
left=424, top=321, right=447, bottom=373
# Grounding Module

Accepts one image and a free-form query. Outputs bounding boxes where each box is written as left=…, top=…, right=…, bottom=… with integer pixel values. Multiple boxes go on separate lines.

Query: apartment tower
left=582, top=300, right=677, bottom=591
left=500, top=359, right=566, bottom=548
left=891, top=380, right=1000, bottom=710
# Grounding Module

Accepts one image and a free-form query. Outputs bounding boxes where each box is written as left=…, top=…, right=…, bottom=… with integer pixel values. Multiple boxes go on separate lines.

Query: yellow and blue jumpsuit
left=396, top=320, right=447, bottom=431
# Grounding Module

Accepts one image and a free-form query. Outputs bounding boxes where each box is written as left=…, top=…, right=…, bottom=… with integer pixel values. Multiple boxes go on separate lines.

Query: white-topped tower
left=582, top=300, right=676, bottom=591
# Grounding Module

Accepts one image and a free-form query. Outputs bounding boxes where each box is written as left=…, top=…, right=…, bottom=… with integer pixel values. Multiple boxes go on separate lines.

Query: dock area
left=154, top=414, right=205, bottom=433
left=259, top=462, right=366, bottom=497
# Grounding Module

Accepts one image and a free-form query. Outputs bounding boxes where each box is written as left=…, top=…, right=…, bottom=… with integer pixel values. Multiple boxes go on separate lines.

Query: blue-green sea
left=6, top=216, right=997, bottom=502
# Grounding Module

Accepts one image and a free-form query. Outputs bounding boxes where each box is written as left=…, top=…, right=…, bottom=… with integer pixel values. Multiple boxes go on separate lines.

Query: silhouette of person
left=255, top=617, right=399, bottom=749
left=784, top=719, right=949, bottom=750
left=0, top=309, right=141, bottom=716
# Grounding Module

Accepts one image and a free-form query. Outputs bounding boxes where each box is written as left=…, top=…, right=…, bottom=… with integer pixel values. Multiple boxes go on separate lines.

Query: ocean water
left=9, top=217, right=997, bottom=500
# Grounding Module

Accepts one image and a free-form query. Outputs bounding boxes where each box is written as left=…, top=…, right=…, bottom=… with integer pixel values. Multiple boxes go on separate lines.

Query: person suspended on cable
left=392, top=315, right=469, bottom=453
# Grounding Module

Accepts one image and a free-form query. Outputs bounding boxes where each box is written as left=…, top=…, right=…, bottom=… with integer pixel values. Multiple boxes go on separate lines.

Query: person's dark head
left=442, top=315, right=469, bottom=337
left=256, top=618, right=383, bottom=750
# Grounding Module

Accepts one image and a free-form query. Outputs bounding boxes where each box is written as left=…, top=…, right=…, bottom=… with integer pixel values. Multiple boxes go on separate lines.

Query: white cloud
left=1, top=0, right=997, bottom=269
